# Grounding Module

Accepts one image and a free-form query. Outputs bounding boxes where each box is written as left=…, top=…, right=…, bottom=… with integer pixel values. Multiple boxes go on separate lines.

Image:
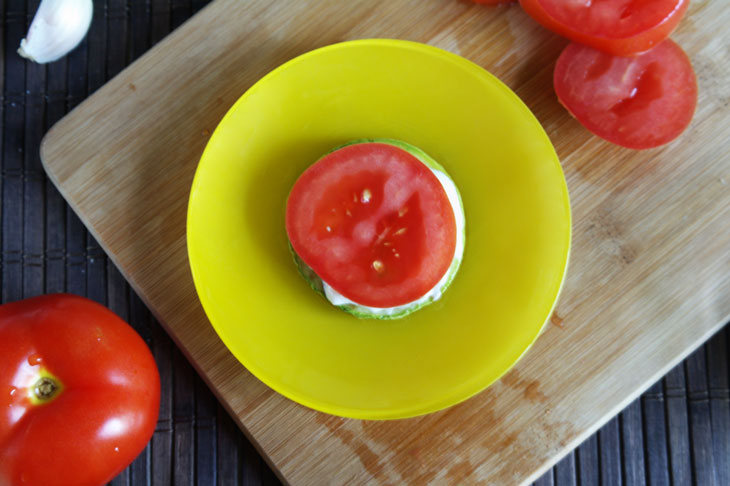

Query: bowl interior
left=187, top=39, right=570, bottom=419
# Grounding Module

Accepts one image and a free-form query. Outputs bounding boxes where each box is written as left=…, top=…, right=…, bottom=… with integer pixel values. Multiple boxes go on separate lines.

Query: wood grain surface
left=39, top=0, right=730, bottom=484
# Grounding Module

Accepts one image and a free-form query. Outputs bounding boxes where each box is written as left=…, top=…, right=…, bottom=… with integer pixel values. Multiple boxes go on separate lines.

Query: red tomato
left=0, top=294, right=160, bottom=486
left=553, top=39, right=697, bottom=149
left=519, top=0, right=690, bottom=56
left=286, top=142, right=457, bottom=308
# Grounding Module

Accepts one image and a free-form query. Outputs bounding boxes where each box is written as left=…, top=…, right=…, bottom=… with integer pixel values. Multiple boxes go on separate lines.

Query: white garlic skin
left=18, top=0, right=93, bottom=64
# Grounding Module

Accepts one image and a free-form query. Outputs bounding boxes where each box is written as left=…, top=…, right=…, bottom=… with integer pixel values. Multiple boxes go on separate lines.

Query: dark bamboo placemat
left=2, top=1, right=728, bottom=484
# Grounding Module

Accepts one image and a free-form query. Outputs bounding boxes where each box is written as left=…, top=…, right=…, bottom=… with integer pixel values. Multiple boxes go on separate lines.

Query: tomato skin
left=519, top=0, right=690, bottom=56
left=0, top=294, right=160, bottom=486
left=554, top=39, right=697, bottom=150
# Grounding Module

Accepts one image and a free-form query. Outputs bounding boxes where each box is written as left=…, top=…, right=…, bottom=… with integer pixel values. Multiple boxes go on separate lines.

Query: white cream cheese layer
left=321, top=168, right=465, bottom=317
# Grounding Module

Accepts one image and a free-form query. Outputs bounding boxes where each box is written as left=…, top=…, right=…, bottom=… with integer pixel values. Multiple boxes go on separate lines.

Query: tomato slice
left=520, top=0, right=689, bottom=56
left=286, top=142, right=457, bottom=308
left=553, top=39, right=696, bottom=149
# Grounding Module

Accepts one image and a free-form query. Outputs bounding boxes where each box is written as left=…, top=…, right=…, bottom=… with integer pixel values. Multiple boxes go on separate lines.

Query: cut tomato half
left=554, top=39, right=697, bottom=149
left=286, top=142, right=457, bottom=308
left=520, top=0, right=689, bottom=56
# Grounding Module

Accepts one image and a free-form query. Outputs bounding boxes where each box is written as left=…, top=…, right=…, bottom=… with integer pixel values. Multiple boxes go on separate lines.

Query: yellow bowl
left=187, top=39, right=570, bottom=420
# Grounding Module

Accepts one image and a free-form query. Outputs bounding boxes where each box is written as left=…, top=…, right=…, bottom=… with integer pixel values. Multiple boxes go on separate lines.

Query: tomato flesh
left=0, top=294, right=160, bottom=486
left=520, top=0, right=689, bottom=55
left=286, top=142, right=457, bottom=308
left=553, top=39, right=697, bottom=149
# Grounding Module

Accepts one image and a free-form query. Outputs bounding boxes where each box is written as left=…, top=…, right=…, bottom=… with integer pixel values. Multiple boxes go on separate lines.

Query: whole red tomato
left=0, top=294, right=160, bottom=486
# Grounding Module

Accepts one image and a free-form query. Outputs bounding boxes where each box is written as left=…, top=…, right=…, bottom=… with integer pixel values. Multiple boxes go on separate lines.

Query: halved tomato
left=520, top=0, right=689, bottom=56
left=286, top=142, right=457, bottom=308
left=553, top=39, right=697, bottom=149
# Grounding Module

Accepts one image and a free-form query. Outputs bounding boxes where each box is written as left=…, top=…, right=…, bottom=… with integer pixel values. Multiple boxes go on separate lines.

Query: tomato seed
left=361, top=189, right=372, bottom=203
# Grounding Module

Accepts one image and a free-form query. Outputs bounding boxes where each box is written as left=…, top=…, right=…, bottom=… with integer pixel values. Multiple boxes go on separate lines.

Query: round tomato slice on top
left=554, top=39, right=697, bottom=149
left=286, top=142, right=457, bottom=308
left=520, top=0, right=689, bottom=56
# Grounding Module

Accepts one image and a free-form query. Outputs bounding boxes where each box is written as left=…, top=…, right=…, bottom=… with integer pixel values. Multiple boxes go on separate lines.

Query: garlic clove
left=18, top=0, right=94, bottom=64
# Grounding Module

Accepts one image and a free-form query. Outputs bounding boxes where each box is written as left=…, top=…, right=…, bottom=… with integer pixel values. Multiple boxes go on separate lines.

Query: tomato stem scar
left=33, top=377, right=59, bottom=401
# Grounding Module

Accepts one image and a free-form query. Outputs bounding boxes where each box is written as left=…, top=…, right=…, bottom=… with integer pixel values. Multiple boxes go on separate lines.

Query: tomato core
left=33, top=377, right=59, bottom=401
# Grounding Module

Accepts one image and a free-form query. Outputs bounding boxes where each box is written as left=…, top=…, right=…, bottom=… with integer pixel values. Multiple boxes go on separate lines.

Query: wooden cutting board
left=40, top=1, right=730, bottom=484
